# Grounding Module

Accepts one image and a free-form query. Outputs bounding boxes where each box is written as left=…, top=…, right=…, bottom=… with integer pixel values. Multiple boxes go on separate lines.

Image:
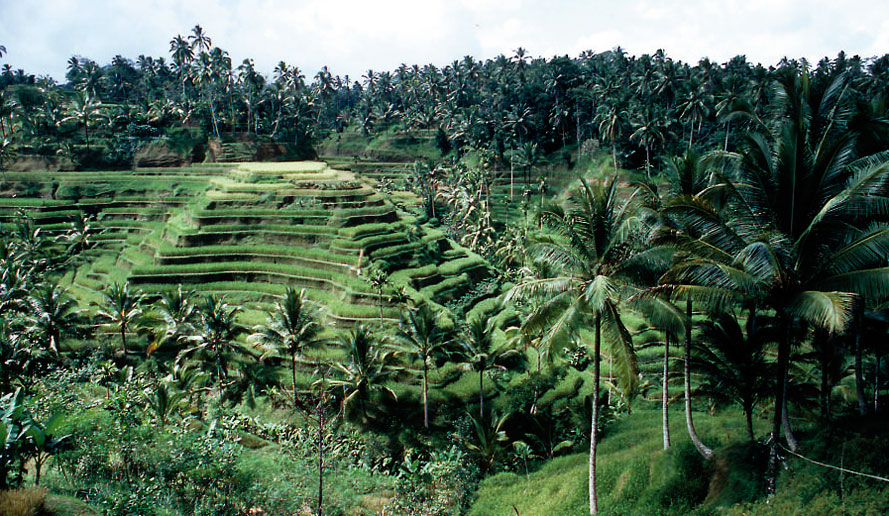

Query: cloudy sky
left=1, top=0, right=887, bottom=83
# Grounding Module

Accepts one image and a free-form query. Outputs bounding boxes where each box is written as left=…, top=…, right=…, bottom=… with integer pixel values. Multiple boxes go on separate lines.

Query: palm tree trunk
left=855, top=319, right=867, bottom=416
left=378, top=288, right=384, bottom=329
left=685, top=299, right=713, bottom=459
left=589, top=314, right=601, bottom=515
left=120, top=327, right=128, bottom=356
left=874, top=353, right=880, bottom=413
left=663, top=333, right=671, bottom=450
left=782, top=395, right=798, bottom=451
left=645, top=144, right=651, bottom=181
left=744, top=398, right=755, bottom=441
left=767, top=316, right=792, bottom=496
left=292, top=352, right=299, bottom=410
left=724, top=121, right=730, bottom=151
left=423, top=360, right=430, bottom=429
left=479, top=370, right=485, bottom=419
left=317, top=385, right=324, bottom=516
left=611, top=142, right=618, bottom=174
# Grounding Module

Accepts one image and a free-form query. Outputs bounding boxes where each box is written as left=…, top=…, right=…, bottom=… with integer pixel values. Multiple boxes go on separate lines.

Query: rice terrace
left=2, top=10, right=889, bottom=516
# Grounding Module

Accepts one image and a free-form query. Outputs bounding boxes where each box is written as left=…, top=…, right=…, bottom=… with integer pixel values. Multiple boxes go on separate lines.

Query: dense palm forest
left=2, top=26, right=889, bottom=516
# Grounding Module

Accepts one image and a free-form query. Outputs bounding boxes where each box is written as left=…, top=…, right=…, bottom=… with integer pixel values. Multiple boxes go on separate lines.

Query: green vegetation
left=3, top=26, right=889, bottom=516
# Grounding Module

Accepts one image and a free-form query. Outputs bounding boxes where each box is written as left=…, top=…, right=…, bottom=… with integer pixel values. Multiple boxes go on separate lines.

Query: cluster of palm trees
left=506, top=68, right=889, bottom=514
left=4, top=35, right=889, bottom=179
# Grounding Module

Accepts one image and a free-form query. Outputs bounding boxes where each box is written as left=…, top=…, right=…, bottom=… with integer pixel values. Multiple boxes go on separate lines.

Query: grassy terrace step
left=329, top=231, right=410, bottom=254
left=156, top=244, right=362, bottom=273
left=128, top=261, right=374, bottom=294
left=133, top=282, right=399, bottom=322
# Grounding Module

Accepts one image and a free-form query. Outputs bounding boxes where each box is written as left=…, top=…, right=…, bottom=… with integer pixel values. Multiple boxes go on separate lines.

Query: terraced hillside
left=0, top=161, right=502, bottom=330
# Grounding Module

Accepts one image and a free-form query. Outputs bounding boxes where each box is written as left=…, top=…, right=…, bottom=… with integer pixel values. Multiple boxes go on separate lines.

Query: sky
left=1, top=0, right=888, bottom=83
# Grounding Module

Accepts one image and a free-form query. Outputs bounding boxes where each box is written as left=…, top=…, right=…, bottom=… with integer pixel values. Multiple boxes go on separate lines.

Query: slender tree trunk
left=724, top=121, right=730, bottom=151
left=590, top=314, right=601, bottom=515
left=423, top=360, right=429, bottom=429
left=685, top=299, right=713, bottom=459
left=479, top=370, right=485, bottom=419
left=378, top=288, right=384, bottom=329
left=317, top=370, right=326, bottom=516
left=767, top=316, right=792, bottom=496
left=744, top=398, right=755, bottom=441
left=663, top=333, right=671, bottom=450
left=645, top=144, right=651, bottom=181
left=120, top=326, right=128, bottom=356
left=855, top=317, right=868, bottom=416
left=611, top=142, right=618, bottom=174
left=292, top=352, right=299, bottom=409
left=688, top=122, right=695, bottom=149
left=207, top=85, right=220, bottom=138
left=819, top=335, right=831, bottom=421
left=782, top=395, right=798, bottom=451
left=874, top=353, right=880, bottom=414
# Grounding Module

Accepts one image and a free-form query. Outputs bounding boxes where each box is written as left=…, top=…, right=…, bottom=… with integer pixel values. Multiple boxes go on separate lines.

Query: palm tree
left=367, top=268, right=388, bottom=328
left=507, top=177, right=637, bottom=515
left=250, top=288, right=325, bottom=409
left=329, top=326, right=398, bottom=425
left=595, top=101, right=627, bottom=173
left=95, top=282, right=144, bottom=356
left=144, top=285, right=197, bottom=356
left=24, top=283, right=85, bottom=356
left=61, top=91, right=102, bottom=151
left=664, top=70, right=889, bottom=494
left=392, top=302, right=454, bottom=428
left=694, top=311, right=773, bottom=440
left=457, top=315, right=524, bottom=420
left=180, top=295, right=245, bottom=386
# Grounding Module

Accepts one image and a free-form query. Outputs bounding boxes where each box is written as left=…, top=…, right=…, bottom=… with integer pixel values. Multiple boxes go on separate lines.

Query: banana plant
left=0, top=388, right=69, bottom=489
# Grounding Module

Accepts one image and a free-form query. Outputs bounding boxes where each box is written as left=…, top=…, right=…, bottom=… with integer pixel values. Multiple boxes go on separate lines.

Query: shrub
left=0, top=487, right=48, bottom=516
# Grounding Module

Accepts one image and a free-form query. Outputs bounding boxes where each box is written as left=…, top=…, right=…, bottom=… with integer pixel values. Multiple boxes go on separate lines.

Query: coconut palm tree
left=664, top=69, right=889, bottom=495
left=508, top=176, right=643, bottom=514
left=329, top=326, right=399, bottom=425
left=694, top=311, right=774, bottom=440
left=180, top=295, right=245, bottom=386
left=457, top=315, right=525, bottom=419
left=24, top=283, right=85, bottom=356
left=144, top=285, right=197, bottom=356
left=95, top=282, right=144, bottom=357
left=392, top=302, right=454, bottom=428
left=250, top=288, right=326, bottom=409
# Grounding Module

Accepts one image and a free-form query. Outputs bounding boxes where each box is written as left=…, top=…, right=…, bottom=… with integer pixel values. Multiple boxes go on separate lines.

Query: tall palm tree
left=457, top=315, right=525, bottom=420
left=665, top=70, right=889, bottom=494
left=25, top=283, right=85, bottom=356
left=694, top=311, right=773, bottom=440
left=329, top=326, right=398, bottom=425
left=392, top=302, right=454, bottom=428
left=180, top=295, right=245, bottom=386
left=250, top=288, right=325, bottom=409
left=144, top=285, right=197, bottom=356
left=507, top=177, right=637, bottom=515
left=95, top=282, right=144, bottom=356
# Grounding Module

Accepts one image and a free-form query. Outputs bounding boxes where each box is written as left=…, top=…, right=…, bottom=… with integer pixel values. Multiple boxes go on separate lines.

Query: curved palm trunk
left=611, top=142, right=618, bottom=174
left=782, top=395, right=798, bottom=451
left=423, top=360, right=430, bottom=429
left=685, top=299, right=713, bottom=459
left=663, top=333, right=671, bottom=450
left=589, top=314, right=601, bottom=515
